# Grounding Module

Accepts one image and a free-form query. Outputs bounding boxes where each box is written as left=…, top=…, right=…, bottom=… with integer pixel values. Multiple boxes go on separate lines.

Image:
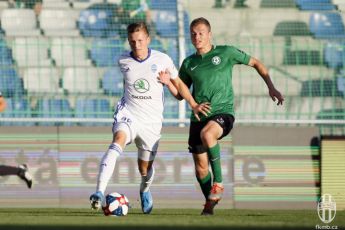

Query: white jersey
left=115, top=49, right=178, bottom=124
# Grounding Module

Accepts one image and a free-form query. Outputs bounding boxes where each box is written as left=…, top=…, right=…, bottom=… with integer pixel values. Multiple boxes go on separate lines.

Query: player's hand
left=269, top=88, right=284, bottom=105
left=157, top=69, right=171, bottom=86
left=192, top=102, right=211, bottom=121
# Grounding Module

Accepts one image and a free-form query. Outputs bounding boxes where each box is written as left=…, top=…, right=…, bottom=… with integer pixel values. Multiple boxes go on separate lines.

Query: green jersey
left=179, top=45, right=251, bottom=122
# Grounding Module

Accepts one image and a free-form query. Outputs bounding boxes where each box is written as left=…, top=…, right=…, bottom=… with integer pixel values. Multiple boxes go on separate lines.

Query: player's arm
left=248, top=57, right=284, bottom=105
left=158, top=70, right=210, bottom=120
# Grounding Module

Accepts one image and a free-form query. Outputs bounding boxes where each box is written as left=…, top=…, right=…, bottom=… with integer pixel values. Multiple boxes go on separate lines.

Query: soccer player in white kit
left=89, top=22, right=180, bottom=214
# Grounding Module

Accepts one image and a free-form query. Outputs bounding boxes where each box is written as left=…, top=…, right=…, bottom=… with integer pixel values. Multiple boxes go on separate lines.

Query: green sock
left=196, top=172, right=212, bottom=200
left=208, top=143, right=222, bottom=183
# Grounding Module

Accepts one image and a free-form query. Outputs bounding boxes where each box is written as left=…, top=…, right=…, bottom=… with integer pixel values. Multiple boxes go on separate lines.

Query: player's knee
left=200, top=130, right=214, bottom=145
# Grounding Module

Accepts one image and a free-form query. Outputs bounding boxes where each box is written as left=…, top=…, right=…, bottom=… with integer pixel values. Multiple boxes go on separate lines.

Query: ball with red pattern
left=102, top=192, right=129, bottom=216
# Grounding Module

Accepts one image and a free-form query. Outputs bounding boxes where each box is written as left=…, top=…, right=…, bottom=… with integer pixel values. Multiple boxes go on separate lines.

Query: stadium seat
left=260, top=0, right=296, bottom=8
left=71, top=0, right=103, bottom=10
left=102, top=67, right=123, bottom=96
left=51, top=37, right=92, bottom=67
left=62, top=67, right=103, bottom=94
left=23, top=68, right=61, bottom=94
left=11, top=37, right=51, bottom=67
left=0, top=68, right=24, bottom=97
left=323, top=42, right=344, bottom=69
left=300, top=79, right=343, bottom=97
left=90, top=39, right=124, bottom=66
left=295, top=0, right=336, bottom=11
left=150, top=0, right=177, bottom=10
left=153, top=10, right=178, bottom=38
left=35, top=98, right=74, bottom=126
left=39, top=9, right=80, bottom=37
left=75, top=98, right=111, bottom=126
left=1, top=9, right=41, bottom=36
left=78, top=3, right=119, bottom=38
left=273, top=21, right=311, bottom=36
left=42, top=0, right=71, bottom=9
left=0, top=40, right=14, bottom=66
left=0, top=98, right=33, bottom=126
left=309, top=13, right=345, bottom=39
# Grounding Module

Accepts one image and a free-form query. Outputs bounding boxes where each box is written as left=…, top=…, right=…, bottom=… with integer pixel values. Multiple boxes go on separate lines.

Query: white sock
left=96, top=143, right=122, bottom=194
left=140, top=166, right=155, bottom=193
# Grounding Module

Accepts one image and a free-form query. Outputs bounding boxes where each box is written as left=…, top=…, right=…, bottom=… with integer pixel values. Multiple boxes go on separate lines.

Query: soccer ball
left=102, top=192, right=129, bottom=216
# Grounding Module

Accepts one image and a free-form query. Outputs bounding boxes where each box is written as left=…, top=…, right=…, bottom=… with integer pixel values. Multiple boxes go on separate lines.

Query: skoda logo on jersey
left=151, top=64, right=158, bottom=73
left=134, top=79, right=150, bottom=93
left=212, top=56, right=221, bottom=65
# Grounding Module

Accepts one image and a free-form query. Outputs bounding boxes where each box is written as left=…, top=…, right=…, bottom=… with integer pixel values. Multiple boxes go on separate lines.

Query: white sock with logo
left=96, top=143, right=121, bottom=194
left=140, top=166, right=155, bottom=193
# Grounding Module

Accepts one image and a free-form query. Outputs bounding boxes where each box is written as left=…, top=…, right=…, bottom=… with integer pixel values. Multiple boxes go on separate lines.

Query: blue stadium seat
left=324, top=42, right=344, bottom=69
left=309, top=13, right=345, bottom=39
left=78, top=4, right=118, bottom=38
left=0, top=40, right=13, bottom=66
left=102, top=67, right=123, bottom=96
left=154, top=10, right=178, bottom=38
left=75, top=98, right=111, bottom=126
left=36, top=99, right=73, bottom=126
left=0, top=68, right=24, bottom=97
left=0, top=98, right=33, bottom=126
left=90, top=39, right=124, bottom=66
left=295, top=0, right=336, bottom=11
left=150, top=0, right=177, bottom=10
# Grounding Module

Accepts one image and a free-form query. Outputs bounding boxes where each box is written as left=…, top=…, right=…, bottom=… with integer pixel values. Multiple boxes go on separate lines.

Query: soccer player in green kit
left=158, top=17, right=284, bottom=215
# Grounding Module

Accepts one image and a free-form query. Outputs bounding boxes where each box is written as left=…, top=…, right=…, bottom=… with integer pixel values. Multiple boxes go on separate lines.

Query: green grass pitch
left=0, top=208, right=344, bottom=230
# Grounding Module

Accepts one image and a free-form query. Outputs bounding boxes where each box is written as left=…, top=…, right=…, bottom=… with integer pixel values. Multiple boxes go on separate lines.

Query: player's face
left=128, top=30, right=150, bottom=55
left=190, top=23, right=212, bottom=50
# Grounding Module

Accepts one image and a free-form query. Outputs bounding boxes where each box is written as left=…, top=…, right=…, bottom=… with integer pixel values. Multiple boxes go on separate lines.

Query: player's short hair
left=127, top=22, right=150, bottom=36
left=190, top=17, right=211, bottom=32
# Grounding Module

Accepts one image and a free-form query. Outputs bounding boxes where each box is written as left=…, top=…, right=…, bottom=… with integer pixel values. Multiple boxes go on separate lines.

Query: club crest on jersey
left=212, top=56, right=221, bottom=65
left=134, top=78, right=150, bottom=93
left=151, top=64, right=158, bottom=73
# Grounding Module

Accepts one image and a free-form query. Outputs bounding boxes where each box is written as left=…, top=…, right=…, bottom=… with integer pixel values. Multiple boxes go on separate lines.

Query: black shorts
left=188, top=114, right=235, bottom=154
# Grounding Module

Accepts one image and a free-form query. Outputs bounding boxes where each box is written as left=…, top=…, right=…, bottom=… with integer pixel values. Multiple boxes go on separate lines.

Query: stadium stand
left=0, top=0, right=343, bottom=134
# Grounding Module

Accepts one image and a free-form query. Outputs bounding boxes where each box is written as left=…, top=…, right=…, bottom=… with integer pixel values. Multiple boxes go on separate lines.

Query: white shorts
left=112, top=107, right=162, bottom=161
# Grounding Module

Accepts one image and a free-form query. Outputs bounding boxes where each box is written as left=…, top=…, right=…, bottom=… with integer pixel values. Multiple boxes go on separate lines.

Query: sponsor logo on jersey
left=134, top=79, right=150, bottom=93
left=151, top=64, right=158, bottom=73
left=131, top=95, right=152, bottom=99
left=212, top=56, right=221, bottom=65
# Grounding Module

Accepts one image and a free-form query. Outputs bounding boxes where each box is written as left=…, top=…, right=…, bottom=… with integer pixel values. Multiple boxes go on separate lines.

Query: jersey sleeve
left=178, top=59, right=193, bottom=88
left=166, top=56, right=178, bottom=80
left=227, top=46, right=251, bottom=65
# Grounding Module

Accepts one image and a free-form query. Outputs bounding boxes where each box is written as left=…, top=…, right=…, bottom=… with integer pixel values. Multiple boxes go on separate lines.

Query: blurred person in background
left=0, top=91, right=33, bottom=189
